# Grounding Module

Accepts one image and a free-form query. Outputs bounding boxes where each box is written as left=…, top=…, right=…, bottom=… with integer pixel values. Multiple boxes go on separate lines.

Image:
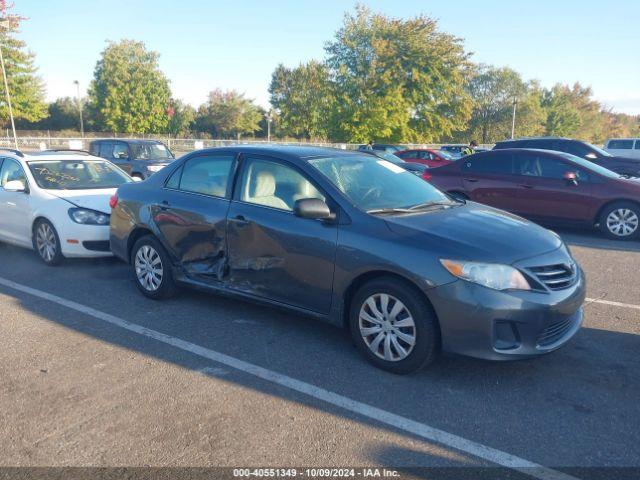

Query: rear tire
left=131, top=235, right=177, bottom=299
left=599, top=201, right=639, bottom=240
left=349, top=277, right=440, bottom=374
left=33, top=219, right=64, bottom=266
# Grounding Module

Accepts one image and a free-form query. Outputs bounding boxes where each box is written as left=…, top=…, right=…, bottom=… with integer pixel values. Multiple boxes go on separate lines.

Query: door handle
left=230, top=215, right=250, bottom=226
left=463, top=178, right=479, bottom=183
left=518, top=184, right=534, bottom=189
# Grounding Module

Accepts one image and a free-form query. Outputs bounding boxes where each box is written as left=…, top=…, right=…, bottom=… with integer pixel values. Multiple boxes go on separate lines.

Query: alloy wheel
left=36, top=223, right=57, bottom=262
left=135, top=245, right=164, bottom=292
left=606, top=208, right=639, bottom=237
left=358, top=293, right=416, bottom=362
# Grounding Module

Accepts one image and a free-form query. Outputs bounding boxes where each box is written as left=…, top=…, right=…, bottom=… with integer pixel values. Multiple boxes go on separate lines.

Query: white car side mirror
left=585, top=153, right=597, bottom=159
left=4, top=180, right=27, bottom=192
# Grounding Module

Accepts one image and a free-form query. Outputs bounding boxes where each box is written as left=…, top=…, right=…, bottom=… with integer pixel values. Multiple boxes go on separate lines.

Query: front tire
left=349, top=277, right=440, bottom=374
left=599, top=201, right=639, bottom=240
left=131, top=235, right=177, bottom=299
left=33, top=219, right=64, bottom=266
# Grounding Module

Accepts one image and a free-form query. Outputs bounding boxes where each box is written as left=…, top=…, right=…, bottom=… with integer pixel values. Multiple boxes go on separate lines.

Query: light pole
left=73, top=80, right=84, bottom=138
left=0, top=18, right=17, bottom=149
left=510, top=97, right=517, bottom=139
left=266, top=110, right=272, bottom=142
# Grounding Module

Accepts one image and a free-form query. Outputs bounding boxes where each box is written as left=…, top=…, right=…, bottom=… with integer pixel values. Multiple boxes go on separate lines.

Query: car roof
left=23, top=152, right=106, bottom=162
left=191, top=145, right=365, bottom=161
left=90, top=138, right=165, bottom=145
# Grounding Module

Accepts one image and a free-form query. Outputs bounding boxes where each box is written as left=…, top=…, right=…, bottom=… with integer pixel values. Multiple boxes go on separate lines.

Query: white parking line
left=586, top=297, right=640, bottom=311
left=0, top=276, right=577, bottom=480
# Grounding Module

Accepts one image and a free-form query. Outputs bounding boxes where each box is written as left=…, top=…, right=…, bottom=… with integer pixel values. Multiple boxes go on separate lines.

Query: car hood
left=384, top=202, right=562, bottom=264
left=46, top=188, right=117, bottom=214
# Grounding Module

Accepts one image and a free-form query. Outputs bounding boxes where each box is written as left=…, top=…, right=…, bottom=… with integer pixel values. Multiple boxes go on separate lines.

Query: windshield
left=557, top=153, right=622, bottom=179
left=309, top=155, right=450, bottom=212
left=28, top=160, right=132, bottom=190
left=437, top=150, right=454, bottom=160
left=132, top=143, right=174, bottom=161
left=370, top=151, right=404, bottom=164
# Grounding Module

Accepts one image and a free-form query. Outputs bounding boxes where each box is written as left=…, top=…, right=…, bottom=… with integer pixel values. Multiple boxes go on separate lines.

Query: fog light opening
left=494, top=321, right=521, bottom=351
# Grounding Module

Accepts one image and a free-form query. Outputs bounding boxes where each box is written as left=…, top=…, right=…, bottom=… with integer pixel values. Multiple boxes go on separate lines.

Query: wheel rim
left=358, top=293, right=416, bottom=362
left=606, top=208, right=639, bottom=237
left=134, top=245, right=163, bottom=291
left=36, top=223, right=57, bottom=262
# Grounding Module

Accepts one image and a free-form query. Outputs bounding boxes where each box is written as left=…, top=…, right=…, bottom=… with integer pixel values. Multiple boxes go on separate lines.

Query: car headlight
left=68, top=208, right=110, bottom=225
left=146, top=165, right=165, bottom=172
left=440, top=259, right=531, bottom=291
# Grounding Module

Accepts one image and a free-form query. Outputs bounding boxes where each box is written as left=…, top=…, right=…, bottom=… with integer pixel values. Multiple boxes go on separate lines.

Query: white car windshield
left=28, top=160, right=132, bottom=190
left=309, top=155, right=451, bottom=212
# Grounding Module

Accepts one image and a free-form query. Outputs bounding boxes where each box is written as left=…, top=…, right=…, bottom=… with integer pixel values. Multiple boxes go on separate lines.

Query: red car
left=427, top=149, right=640, bottom=240
left=396, top=149, right=455, bottom=168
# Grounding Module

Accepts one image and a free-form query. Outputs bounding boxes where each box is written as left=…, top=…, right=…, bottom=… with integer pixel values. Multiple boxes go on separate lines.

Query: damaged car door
left=153, top=152, right=235, bottom=281
left=226, top=155, right=338, bottom=314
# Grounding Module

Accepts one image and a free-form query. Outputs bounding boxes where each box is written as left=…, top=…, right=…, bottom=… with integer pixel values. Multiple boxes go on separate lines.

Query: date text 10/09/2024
left=233, top=469, right=400, bottom=478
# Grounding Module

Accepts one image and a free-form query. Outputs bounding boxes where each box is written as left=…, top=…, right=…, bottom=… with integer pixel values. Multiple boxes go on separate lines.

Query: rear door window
left=178, top=154, right=235, bottom=198
left=98, top=142, right=114, bottom=158
left=634, top=140, right=640, bottom=150
left=461, top=153, right=513, bottom=175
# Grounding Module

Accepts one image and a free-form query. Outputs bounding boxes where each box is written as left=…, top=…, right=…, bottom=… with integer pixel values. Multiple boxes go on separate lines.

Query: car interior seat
left=247, top=170, right=289, bottom=210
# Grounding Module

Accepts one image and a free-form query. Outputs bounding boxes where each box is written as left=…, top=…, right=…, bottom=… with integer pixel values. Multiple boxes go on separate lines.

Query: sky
left=15, top=0, right=640, bottom=115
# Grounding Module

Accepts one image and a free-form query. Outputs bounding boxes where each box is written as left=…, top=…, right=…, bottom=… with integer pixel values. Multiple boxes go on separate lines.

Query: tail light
left=421, top=171, right=432, bottom=182
left=109, top=194, right=118, bottom=209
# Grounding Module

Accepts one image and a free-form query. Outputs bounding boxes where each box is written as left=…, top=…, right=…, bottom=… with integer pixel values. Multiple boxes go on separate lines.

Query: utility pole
left=0, top=18, right=17, bottom=149
left=74, top=80, right=84, bottom=138
left=511, top=97, right=517, bottom=139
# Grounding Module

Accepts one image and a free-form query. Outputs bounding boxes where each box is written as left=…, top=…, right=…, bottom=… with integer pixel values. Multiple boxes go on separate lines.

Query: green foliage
left=87, top=40, right=171, bottom=133
left=16, top=96, right=79, bottom=130
left=167, top=98, right=195, bottom=137
left=0, top=4, right=47, bottom=126
left=324, top=6, right=472, bottom=143
left=269, top=60, right=332, bottom=140
left=195, top=89, right=262, bottom=139
left=462, top=66, right=544, bottom=143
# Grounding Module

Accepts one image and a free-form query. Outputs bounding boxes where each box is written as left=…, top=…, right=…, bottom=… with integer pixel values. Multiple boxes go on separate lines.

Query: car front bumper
left=428, top=265, right=586, bottom=361
left=57, top=221, right=112, bottom=258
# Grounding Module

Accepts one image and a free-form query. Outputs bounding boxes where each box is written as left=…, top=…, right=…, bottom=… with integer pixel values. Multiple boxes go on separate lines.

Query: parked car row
left=0, top=145, right=586, bottom=374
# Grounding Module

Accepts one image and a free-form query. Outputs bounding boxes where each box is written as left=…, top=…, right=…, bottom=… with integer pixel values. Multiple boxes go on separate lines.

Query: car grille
left=528, top=263, right=577, bottom=291
left=537, top=316, right=575, bottom=347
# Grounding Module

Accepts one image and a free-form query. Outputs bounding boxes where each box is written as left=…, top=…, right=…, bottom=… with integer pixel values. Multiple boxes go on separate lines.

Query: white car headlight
left=440, top=259, right=531, bottom=291
left=68, top=208, right=110, bottom=225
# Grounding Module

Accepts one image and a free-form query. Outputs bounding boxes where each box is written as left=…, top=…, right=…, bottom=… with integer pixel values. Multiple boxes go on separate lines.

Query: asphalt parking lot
left=0, top=228, right=638, bottom=479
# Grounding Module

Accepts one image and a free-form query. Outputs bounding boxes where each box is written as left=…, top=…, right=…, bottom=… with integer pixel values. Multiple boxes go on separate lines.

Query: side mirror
left=4, top=180, right=27, bottom=192
left=116, top=152, right=128, bottom=160
left=294, top=198, right=335, bottom=221
left=131, top=176, right=142, bottom=182
left=585, top=153, right=597, bottom=160
left=563, top=171, right=578, bottom=186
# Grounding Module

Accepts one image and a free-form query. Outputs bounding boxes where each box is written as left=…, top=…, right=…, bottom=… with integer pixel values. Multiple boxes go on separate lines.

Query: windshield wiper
left=407, top=200, right=457, bottom=211
left=367, top=207, right=414, bottom=215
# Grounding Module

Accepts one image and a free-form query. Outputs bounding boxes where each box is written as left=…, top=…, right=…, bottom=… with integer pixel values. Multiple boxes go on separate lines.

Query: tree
left=324, top=6, right=472, bottom=143
left=0, top=1, right=47, bottom=126
left=195, top=89, right=262, bottom=139
left=463, top=66, right=544, bottom=143
left=87, top=39, right=171, bottom=133
left=269, top=61, right=332, bottom=140
left=166, top=98, right=195, bottom=137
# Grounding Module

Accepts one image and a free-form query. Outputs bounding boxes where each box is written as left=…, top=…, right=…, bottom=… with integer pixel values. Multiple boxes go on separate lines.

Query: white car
left=0, top=150, right=133, bottom=265
left=604, top=138, right=640, bottom=159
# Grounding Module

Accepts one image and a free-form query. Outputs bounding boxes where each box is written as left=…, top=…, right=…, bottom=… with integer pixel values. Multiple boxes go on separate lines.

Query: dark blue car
left=109, top=146, right=585, bottom=373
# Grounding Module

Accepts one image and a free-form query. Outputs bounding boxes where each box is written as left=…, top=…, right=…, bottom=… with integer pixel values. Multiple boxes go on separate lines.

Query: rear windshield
left=28, top=160, right=132, bottom=190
